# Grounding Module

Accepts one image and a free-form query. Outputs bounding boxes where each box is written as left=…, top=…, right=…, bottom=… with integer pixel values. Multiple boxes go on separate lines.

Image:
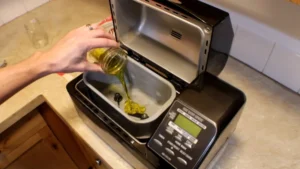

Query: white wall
left=200, top=0, right=300, bottom=93
left=204, top=0, right=300, bottom=41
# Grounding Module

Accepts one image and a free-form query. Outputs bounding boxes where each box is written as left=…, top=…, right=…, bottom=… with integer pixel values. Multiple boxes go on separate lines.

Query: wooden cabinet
left=75, top=136, right=108, bottom=169
left=0, top=103, right=108, bottom=169
left=5, top=127, right=78, bottom=169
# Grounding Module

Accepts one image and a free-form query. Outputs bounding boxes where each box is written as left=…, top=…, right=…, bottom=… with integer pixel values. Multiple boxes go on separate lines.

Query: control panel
left=148, top=100, right=217, bottom=169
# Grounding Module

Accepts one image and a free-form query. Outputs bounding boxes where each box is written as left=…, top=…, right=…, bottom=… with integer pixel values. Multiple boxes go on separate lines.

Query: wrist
left=26, top=52, right=51, bottom=77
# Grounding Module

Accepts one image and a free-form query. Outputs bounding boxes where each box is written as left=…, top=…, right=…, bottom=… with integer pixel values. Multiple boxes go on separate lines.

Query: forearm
left=0, top=23, right=118, bottom=104
left=0, top=53, right=49, bottom=104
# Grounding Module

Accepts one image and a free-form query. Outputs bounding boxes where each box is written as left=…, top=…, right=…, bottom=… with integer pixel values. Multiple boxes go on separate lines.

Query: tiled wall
left=231, top=24, right=300, bottom=93
left=230, top=18, right=300, bottom=93
left=0, top=0, right=49, bottom=25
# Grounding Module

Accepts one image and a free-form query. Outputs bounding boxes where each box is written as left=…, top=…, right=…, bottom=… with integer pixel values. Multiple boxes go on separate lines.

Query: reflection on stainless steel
left=111, top=0, right=211, bottom=83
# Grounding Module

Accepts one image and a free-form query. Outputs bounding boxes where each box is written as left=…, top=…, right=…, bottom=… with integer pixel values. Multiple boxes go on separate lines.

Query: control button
left=168, top=140, right=180, bottom=150
left=198, top=122, right=207, bottom=130
left=173, top=145, right=180, bottom=151
left=191, top=118, right=199, bottom=126
left=169, top=111, right=177, bottom=119
left=179, top=150, right=193, bottom=160
left=195, top=120, right=201, bottom=126
left=159, top=134, right=165, bottom=140
left=184, top=140, right=193, bottom=149
left=190, top=137, right=198, bottom=144
left=195, top=115, right=204, bottom=122
left=175, top=140, right=181, bottom=146
left=175, top=134, right=183, bottom=141
left=162, top=152, right=171, bottom=161
left=183, top=132, right=190, bottom=139
left=165, top=148, right=175, bottom=156
left=154, top=139, right=163, bottom=146
left=177, top=108, right=184, bottom=114
left=168, top=122, right=182, bottom=134
left=180, top=150, right=186, bottom=156
left=187, top=110, right=195, bottom=117
left=180, top=144, right=187, bottom=150
left=185, top=134, right=192, bottom=140
left=177, top=157, right=187, bottom=165
left=166, top=129, right=173, bottom=135
left=167, top=140, right=173, bottom=146
left=186, top=154, right=193, bottom=161
left=166, top=126, right=174, bottom=135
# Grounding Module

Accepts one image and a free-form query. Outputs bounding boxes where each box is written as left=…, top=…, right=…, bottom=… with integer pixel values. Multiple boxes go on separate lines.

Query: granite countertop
left=1, top=0, right=300, bottom=169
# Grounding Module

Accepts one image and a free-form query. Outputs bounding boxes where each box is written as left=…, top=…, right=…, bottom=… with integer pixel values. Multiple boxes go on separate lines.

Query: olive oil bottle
left=89, top=48, right=147, bottom=117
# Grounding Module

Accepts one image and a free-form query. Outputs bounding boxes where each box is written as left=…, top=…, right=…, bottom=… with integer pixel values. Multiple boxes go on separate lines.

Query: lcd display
left=174, top=114, right=202, bottom=138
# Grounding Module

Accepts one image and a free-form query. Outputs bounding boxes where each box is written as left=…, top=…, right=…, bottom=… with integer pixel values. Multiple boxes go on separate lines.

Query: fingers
left=86, top=38, right=119, bottom=50
left=92, top=21, right=111, bottom=30
left=92, top=22, right=103, bottom=30
left=89, top=29, right=115, bottom=40
left=78, top=23, right=114, bottom=39
left=83, top=62, right=103, bottom=72
left=76, top=61, right=103, bottom=72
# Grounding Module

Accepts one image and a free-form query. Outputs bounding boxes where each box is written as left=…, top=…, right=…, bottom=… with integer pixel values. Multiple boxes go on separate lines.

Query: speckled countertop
left=1, top=0, right=300, bottom=169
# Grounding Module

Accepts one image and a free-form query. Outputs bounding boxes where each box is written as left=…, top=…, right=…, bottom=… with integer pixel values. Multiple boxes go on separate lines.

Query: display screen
left=174, top=114, right=202, bottom=138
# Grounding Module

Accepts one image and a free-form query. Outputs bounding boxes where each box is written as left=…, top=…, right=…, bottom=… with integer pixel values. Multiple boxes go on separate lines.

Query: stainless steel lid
left=109, top=0, right=212, bottom=83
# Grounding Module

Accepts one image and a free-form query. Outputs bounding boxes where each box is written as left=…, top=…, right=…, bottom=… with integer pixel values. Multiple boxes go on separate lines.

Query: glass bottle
left=89, top=48, right=128, bottom=75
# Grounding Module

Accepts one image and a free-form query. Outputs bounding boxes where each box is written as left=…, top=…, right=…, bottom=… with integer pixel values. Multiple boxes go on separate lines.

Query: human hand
left=31, top=22, right=118, bottom=74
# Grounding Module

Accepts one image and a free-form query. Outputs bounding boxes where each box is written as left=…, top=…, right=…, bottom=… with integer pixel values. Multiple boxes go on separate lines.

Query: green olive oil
left=90, top=48, right=146, bottom=116
left=115, top=68, right=146, bottom=115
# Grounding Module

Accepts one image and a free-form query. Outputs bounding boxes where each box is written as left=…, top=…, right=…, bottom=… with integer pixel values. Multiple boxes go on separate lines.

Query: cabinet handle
left=95, top=159, right=102, bottom=166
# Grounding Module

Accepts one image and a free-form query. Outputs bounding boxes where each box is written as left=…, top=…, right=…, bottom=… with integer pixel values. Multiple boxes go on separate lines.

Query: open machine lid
left=109, top=0, right=212, bottom=84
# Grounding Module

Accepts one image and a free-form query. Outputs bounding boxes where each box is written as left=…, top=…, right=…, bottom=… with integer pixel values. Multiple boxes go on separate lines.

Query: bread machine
left=67, top=0, right=246, bottom=168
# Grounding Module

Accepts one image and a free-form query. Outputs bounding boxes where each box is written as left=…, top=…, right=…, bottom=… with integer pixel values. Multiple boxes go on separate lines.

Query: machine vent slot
left=171, top=30, right=182, bottom=40
left=173, top=11, right=179, bottom=15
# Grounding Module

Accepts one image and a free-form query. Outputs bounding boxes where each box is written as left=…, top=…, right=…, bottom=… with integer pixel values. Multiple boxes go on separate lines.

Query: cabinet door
left=38, top=103, right=109, bottom=169
left=1, top=103, right=109, bottom=169
left=0, top=111, right=46, bottom=168
left=6, top=127, right=78, bottom=169
left=75, top=137, right=109, bottom=169
left=38, top=104, right=92, bottom=169
left=0, top=111, right=78, bottom=169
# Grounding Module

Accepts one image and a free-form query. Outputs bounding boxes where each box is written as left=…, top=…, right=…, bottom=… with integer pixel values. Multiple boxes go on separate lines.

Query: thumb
left=84, top=62, right=103, bottom=72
